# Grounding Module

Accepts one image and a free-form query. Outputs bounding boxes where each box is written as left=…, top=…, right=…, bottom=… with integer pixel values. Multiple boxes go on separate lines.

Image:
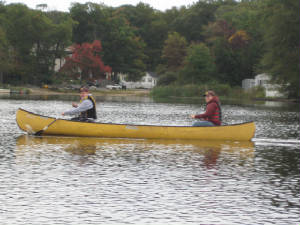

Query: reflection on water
left=16, top=135, right=254, bottom=167
left=264, top=100, right=287, bottom=107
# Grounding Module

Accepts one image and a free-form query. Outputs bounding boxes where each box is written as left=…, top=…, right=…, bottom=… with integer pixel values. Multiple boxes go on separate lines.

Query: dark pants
left=192, top=121, right=215, bottom=127
left=71, top=117, right=94, bottom=122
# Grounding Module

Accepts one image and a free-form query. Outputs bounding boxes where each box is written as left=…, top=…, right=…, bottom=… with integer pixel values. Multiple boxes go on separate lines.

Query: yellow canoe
left=16, top=108, right=255, bottom=141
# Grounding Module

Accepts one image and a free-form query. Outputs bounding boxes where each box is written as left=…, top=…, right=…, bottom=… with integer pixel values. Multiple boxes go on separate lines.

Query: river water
left=0, top=94, right=299, bottom=225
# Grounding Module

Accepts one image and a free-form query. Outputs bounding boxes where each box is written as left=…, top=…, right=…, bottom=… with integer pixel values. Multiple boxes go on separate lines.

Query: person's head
left=203, top=90, right=216, bottom=103
left=79, top=87, right=89, bottom=99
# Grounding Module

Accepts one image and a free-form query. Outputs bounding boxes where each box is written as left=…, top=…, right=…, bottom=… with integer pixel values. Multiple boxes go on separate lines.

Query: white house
left=242, top=79, right=256, bottom=90
left=118, top=72, right=158, bottom=89
left=54, top=46, right=73, bottom=72
left=242, top=73, right=284, bottom=97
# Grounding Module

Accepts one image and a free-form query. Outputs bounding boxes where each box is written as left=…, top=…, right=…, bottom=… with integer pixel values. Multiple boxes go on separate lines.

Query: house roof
left=147, top=71, right=158, bottom=78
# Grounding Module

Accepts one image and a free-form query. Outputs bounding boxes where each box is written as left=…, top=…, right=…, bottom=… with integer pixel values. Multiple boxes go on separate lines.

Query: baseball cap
left=79, top=87, right=89, bottom=93
left=203, top=90, right=216, bottom=97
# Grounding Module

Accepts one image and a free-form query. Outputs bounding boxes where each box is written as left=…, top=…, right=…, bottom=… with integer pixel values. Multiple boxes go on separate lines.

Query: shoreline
left=4, top=87, right=298, bottom=103
left=28, top=87, right=151, bottom=97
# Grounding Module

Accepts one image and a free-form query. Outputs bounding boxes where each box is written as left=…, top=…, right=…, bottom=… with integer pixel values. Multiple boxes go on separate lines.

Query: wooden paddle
left=35, top=118, right=57, bottom=136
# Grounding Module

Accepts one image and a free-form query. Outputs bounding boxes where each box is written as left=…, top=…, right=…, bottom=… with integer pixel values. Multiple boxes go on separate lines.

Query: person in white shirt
left=62, top=87, right=97, bottom=121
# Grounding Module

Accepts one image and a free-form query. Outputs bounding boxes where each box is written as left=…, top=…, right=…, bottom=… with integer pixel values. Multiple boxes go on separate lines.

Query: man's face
left=205, top=95, right=213, bottom=102
left=80, top=91, right=88, bottom=99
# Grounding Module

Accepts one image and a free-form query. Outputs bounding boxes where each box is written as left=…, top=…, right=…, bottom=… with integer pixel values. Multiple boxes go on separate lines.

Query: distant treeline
left=0, top=0, right=299, bottom=98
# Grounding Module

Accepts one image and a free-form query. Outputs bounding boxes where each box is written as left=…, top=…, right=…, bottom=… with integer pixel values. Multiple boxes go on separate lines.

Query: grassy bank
left=150, top=84, right=266, bottom=100
left=3, top=85, right=295, bottom=102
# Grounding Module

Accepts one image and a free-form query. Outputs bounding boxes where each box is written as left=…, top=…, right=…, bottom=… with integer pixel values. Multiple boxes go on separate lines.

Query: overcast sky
left=4, top=0, right=197, bottom=11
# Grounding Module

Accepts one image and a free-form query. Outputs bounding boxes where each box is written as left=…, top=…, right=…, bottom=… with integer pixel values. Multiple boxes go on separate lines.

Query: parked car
left=106, top=84, right=122, bottom=90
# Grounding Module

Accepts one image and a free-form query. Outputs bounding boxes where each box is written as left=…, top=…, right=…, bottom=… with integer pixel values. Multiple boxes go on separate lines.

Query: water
left=0, top=94, right=299, bottom=225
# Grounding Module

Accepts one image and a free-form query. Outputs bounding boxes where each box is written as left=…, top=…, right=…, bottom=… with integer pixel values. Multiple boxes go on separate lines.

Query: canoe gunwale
left=17, top=108, right=254, bottom=128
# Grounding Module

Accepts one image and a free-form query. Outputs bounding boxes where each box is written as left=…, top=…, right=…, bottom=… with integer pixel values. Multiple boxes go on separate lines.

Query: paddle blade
left=34, top=130, right=44, bottom=136
left=34, top=119, right=57, bottom=136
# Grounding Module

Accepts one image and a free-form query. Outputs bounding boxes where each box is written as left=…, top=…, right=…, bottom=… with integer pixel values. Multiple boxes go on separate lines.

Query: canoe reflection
left=16, top=135, right=254, bottom=168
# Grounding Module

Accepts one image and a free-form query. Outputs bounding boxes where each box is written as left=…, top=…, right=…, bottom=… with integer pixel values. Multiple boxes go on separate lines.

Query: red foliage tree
left=60, top=40, right=111, bottom=81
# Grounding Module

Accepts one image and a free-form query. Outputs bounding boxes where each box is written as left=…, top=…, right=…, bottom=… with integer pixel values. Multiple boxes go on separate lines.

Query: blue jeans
left=192, top=121, right=215, bottom=127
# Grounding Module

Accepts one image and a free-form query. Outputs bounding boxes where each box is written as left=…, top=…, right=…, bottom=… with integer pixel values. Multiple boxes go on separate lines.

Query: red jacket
left=195, top=96, right=222, bottom=126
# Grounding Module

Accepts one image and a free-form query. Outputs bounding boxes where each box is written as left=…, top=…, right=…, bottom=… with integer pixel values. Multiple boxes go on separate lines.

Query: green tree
left=32, top=11, right=73, bottom=83
left=179, top=43, right=216, bottom=84
left=1, top=3, right=73, bottom=84
left=70, top=3, right=97, bottom=44
left=203, top=0, right=264, bottom=86
left=117, top=3, right=168, bottom=70
left=260, top=0, right=299, bottom=98
left=3, top=4, right=37, bottom=84
left=101, top=12, right=146, bottom=81
left=0, top=3, right=10, bottom=83
left=0, top=26, right=9, bottom=84
left=161, top=32, right=187, bottom=71
left=157, top=71, right=178, bottom=86
left=172, top=1, right=220, bottom=42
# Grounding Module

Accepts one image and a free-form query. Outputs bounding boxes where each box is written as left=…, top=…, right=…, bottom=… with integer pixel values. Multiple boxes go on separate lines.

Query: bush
left=244, top=86, right=265, bottom=99
left=157, top=72, right=178, bottom=86
left=151, top=84, right=205, bottom=98
left=10, top=87, right=31, bottom=94
left=151, top=82, right=265, bottom=100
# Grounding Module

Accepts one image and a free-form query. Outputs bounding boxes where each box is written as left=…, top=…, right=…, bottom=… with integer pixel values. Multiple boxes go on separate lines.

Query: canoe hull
left=16, top=108, right=255, bottom=141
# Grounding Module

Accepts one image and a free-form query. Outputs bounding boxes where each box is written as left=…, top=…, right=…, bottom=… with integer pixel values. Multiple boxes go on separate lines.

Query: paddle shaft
left=35, top=118, right=57, bottom=135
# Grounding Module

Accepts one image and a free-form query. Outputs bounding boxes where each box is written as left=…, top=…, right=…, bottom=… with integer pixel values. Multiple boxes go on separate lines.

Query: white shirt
left=63, top=98, right=93, bottom=116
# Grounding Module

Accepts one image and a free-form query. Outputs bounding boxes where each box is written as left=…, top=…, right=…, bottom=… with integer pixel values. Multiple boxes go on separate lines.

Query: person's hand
left=72, top=102, right=78, bottom=108
left=191, top=115, right=196, bottom=119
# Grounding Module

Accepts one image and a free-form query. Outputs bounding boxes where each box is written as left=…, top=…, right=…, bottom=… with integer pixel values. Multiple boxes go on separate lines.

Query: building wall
left=242, top=73, right=284, bottom=97
left=54, top=58, right=66, bottom=72
left=118, top=72, right=157, bottom=89
left=255, top=73, right=270, bottom=87
left=53, top=47, right=72, bottom=72
left=242, top=79, right=255, bottom=90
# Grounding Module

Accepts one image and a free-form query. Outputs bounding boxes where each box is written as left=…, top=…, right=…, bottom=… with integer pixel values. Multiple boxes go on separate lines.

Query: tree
left=179, top=43, right=216, bottom=84
left=171, top=1, right=220, bottom=42
left=2, top=4, right=38, bottom=84
left=36, top=4, right=47, bottom=11
left=203, top=1, right=264, bottom=86
left=0, top=26, right=9, bottom=84
left=31, top=10, right=74, bottom=83
left=157, top=71, right=178, bottom=86
left=70, top=3, right=96, bottom=44
left=211, top=38, right=240, bottom=85
left=0, top=3, right=10, bottom=83
left=260, top=0, right=299, bottom=98
left=161, top=32, right=187, bottom=71
left=70, top=3, right=147, bottom=81
left=117, top=3, right=168, bottom=70
left=60, top=40, right=112, bottom=82
left=1, top=3, right=73, bottom=84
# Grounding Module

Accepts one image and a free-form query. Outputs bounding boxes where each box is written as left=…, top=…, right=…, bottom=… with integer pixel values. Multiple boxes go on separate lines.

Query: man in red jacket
left=191, top=90, right=222, bottom=126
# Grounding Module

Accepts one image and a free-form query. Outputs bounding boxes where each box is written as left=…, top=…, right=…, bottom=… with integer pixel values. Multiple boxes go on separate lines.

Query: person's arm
left=194, top=103, right=216, bottom=119
left=63, top=99, right=93, bottom=116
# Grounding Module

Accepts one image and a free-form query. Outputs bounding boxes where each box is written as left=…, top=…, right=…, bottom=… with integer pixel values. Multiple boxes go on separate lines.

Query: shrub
left=157, top=72, right=178, bottom=86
